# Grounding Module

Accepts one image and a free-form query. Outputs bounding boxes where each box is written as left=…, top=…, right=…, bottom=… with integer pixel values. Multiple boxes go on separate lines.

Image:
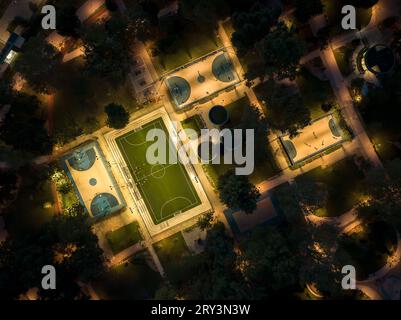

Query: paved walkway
left=29, top=2, right=399, bottom=290
left=309, top=16, right=382, bottom=168
left=108, top=242, right=144, bottom=266
left=358, top=232, right=401, bottom=284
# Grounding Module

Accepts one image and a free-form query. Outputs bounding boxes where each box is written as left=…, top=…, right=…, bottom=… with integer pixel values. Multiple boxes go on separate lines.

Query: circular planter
left=364, top=44, right=395, bottom=75
left=208, top=105, right=229, bottom=126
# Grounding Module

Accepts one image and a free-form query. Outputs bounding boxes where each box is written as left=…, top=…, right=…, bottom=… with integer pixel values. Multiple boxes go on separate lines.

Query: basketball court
left=164, top=50, right=240, bottom=109
left=280, top=114, right=345, bottom=165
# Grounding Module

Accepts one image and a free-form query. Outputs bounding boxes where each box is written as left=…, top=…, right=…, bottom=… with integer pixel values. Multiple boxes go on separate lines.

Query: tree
left=296, top=175, right=328, bottom=214
left=0, top=235, right=53, bottom=299
left=55, top=4, right=81, bottom=37
left=154, top=281, right=178, bottom=300
left=231, top=2, right=282, bottom=55
left=0, top=202, right=105, bottom=299
left=217, top=169, right=260, bottom=214
left=257, top=23, right=306, bottom=80
left=13, top=35, right=62, bottom=93
left=184, top=222, right=249, bottom=299
left=82, top=19, right=131, bottom=85
left=51, top=169, right=72, bottom=195
left=64, top=203, right=85, bottom=217
left=105, top=0, right=118, bottom=12
left=235, top=104, right=269, bottom=164
left=295, top=0, right=324, bottom=24
left=44, top=212, right=105, bottom=282
left=299, top=223, right=346, bottom=298
left=0, top=170, right=18, bottom=208
left=37, top=265, right=88, bottom=300
left=0, top=93, right=53, bottom=155
left=53, top=115, right=83, bottom=145
left=157, top=222, right=250, bottom=299
left=196, top=212, right=214, bottom=231
left=357, top=159, right=401, bottom=228
left=104, top=103, right=129, bottom=129
left=126, top=3, right=157, bottom=42
left=0, top=77, right=12, bottom=105
left=179, top=0, right=228, bottom=28
left=264, top=82, right=311, bottom=136
left=240, top=226, right=298, bottom=297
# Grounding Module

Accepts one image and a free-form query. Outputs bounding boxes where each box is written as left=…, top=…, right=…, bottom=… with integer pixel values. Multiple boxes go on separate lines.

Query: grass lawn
left=153, top=232, right=198, bottom=284
left=296, top=157, right=365, bottom=217
left=296, top=66, right=336, bottom=119
left=334, top=45, right=355, bottom=77
left=368, top=124, right=401, bottom=161
left=106, top=221, right=143, bottom=255
left=4, top=180, right=55, bottom=235
left=151, top=25, right=222, bottom=74
left=222, top=19, right=262, bottom=75
left=181, top=115, right=205, bottom=139
left=340, top=221, right=397, bottom=280
left=322, top=0, right=372, bottom=36
left=154, top=232, right=190, bottom=268
left=205, top=96, right=280, bottom=186
left=93, top=253, right=161, bottom=299
left=116, top=118, right=200, bottom=225
left=52, top=58, right=138, bottom=143
left=223, top=96, right=249, bottom=126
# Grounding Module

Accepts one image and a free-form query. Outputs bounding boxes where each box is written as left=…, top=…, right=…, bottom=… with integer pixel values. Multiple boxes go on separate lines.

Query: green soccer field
left=116, top=118, right=201, bottom=225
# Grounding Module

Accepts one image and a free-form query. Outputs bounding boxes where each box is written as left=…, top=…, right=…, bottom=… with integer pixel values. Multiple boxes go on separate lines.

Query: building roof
left=0, top=32, right=24, bottom=64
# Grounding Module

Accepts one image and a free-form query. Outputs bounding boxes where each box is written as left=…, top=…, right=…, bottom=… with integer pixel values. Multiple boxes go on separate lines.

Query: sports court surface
left=280, top=114, right=345, bottom=165
left=61, top=141, right=125, bottom=218
left=116, top=118, right=201, bottom=225
left=164, top=50, right=240, bottom=109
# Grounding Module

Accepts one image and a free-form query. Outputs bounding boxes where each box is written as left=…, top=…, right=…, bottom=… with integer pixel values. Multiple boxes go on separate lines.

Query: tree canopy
left=257, top=23, right=306, bottom=80
left=105, top=0, right=118, bottom=12
left=179, top=0, right=228, bottom=28
left=82, top=17, right=132, bottom=85
left=0, top=170, right=18, bottom=208
left=0, top=93, right=53, bottom=155
left=196, top=212, right=214, bottom=231
left=234, top=103, right=270, bottom=165
left=264, top=82, right=311, bottom=136
left=294, top=0, right=324, bottom=24
left=55, top=4, right=81, bottom=37
left=104, top=103, right=129, bottom=129
left=231, top=2, right=282, bottom=55
left=357, top=159, right=401, bottom=228
left=0, top=210, right=105, bottom=299
left=296, top=175, right=328, bottom=214
left=217, top=169, right=260, bottom=214
left=126, top=3, right=158, bottom=43
left=13, top=35, right=62, bottom=94
left=239, top=226, right=298, bottom=297
left=174, top=222, right=250, bottom=299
